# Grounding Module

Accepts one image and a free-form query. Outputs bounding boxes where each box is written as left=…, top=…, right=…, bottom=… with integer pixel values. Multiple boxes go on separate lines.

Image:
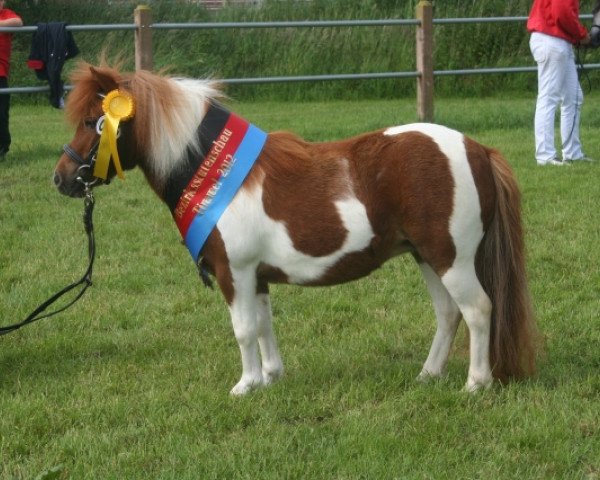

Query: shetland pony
left=54, top=64, right=537, bottom=395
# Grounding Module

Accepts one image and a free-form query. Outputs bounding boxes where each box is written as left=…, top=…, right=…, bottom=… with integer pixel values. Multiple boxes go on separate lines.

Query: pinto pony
left=54, top=64, right=537, bottom=395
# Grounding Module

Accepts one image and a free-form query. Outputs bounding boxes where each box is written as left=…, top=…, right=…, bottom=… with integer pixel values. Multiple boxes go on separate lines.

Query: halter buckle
left=76, top=164, right=99, bottom=189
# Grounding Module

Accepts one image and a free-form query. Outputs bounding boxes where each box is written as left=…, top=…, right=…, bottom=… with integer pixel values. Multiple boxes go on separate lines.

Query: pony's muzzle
left=53, top=169, right=86, bottom=198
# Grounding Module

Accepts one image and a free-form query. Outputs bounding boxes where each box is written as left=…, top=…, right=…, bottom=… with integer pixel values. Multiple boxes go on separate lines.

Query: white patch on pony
left=384, top=123, right=484, bottom=252
left=385, top=123, right=492, bottom=390
left=148, top=78, right=221, bottom=183
left=218, top=183, right=375, bottom=284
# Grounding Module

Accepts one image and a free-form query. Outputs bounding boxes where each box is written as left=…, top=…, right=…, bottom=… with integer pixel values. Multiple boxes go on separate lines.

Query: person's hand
left=579, top=32, right=592, bottom=45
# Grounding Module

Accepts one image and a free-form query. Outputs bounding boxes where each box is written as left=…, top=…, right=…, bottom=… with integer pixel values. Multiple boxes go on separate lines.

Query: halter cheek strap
left=62, top=141, right=105, bottom=188
left=63, top=143, right=90, bottom=166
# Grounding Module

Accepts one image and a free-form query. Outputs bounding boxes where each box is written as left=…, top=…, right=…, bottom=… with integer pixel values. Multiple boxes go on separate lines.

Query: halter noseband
left=62, top=140, right=103, bottom=189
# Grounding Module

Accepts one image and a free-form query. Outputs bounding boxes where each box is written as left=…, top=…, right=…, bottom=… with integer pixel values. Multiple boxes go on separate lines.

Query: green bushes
left=7, top=0, right=600, bottom=102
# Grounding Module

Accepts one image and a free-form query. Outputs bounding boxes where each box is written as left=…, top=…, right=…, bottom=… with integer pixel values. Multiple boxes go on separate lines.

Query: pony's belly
left=294, top=249, right=382, bottom=286
left=264, top=196, right=376, bottom=284
left=220, top=192, right=377, bottom=285
left=260, top=244, right=380, bottom=286
left=268, top=233, right=414, bottom=286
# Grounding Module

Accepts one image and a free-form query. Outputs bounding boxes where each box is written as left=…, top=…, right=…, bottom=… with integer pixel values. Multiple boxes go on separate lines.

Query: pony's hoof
left=262, top=367, right=283, bottom=386
left=464, top=376, right=493, bottom=393
left=230, top=377, right=264, bottom=396
left=416, top=369, right=446, bottom=383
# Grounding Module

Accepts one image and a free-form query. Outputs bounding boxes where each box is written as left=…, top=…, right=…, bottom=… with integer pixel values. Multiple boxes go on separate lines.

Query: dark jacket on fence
left=27, top=22, right=79, bottom=108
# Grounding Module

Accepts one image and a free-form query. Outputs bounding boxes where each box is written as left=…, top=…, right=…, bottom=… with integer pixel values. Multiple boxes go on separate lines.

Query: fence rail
left=1, top=5, right=597, bottom=121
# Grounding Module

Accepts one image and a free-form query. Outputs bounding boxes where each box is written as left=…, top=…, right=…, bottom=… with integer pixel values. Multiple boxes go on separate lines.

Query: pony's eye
left=83, top=118, right=97, bottom=129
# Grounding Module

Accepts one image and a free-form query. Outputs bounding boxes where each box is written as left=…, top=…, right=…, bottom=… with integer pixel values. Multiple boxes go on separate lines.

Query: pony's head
left=54, top=62, right=222, bottom=198
left=54, top=64, right=137, bottom=197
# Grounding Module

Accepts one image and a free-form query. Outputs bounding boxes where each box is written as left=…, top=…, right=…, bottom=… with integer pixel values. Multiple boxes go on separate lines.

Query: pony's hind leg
left=441, top=262, right=493, bottom=391
left=417, top=263, right=461, bottom=382
left=256, top=290, right=284, bottom=386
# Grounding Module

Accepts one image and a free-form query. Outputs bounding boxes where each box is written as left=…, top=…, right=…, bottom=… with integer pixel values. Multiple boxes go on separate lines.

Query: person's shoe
left=538, top=158, right=570, bottom=166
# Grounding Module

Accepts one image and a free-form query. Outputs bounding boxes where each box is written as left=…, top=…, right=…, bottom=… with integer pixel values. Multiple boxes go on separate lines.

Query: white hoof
left=416, top=369, right=446, bottom=383
left=464, top=376, right=493, bottom=393
left=262, top=366, right=284, bottom=386
left=230, top=376, right=264, bottom=396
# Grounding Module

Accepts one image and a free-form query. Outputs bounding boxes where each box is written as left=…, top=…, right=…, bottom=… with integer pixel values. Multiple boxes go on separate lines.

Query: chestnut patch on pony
left=260, top=132, right=352, bottom=258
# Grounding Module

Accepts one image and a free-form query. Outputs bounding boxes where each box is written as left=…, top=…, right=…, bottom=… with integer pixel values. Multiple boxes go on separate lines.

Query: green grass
left=1, top=95, right=599, bottom=479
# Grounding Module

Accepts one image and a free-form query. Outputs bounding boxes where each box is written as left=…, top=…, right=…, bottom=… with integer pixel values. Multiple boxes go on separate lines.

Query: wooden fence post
left=416, top=0, right=434, bottom=122
left=134, top=5, right=153, bottom=71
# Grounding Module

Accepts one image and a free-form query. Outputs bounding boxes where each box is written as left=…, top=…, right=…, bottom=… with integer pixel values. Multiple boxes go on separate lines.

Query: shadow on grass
left=534, top=344, right=600, bottom=390
left=7, top=143, right=66, bottom=168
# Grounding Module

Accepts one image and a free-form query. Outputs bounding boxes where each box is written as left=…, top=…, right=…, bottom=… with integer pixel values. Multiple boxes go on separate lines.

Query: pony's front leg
left=256, top=291, right=284, bottom=386
left=228, top=268, right=264, bottom=396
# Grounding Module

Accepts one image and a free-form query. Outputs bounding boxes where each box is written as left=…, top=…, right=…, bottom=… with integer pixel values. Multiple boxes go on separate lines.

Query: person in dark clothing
left=0, top=0, right=22, bottom=159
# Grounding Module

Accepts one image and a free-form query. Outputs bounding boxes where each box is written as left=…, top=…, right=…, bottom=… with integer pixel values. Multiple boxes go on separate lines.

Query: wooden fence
left=3, top=2, right=599, bottom=122
left=131, top=2, right=435, bottom=121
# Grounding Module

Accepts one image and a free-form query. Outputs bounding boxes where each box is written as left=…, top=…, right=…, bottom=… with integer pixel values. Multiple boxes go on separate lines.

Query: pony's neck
left=131, top=74, right=222, bottom=190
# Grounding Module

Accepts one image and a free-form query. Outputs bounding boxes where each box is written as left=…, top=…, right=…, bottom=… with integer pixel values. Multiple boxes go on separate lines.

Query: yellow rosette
left=93, top=89, right=136, bottom=180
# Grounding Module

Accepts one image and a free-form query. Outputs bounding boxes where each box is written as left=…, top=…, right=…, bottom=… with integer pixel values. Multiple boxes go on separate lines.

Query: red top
left=527, top=0, right=588, bottom=45
left=0, top=8, right=21, bottom=77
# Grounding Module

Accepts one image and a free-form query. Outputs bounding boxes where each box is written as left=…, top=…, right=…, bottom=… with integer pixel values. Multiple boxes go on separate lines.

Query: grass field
left=1, top=93, right=599, bottom=479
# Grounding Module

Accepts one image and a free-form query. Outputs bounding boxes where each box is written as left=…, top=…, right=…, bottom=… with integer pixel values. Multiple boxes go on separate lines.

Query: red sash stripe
left=174, top=113, right=249, bottom=238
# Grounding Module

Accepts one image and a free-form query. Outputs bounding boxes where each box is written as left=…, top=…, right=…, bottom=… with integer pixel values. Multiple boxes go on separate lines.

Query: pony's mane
left=66, top=62, right=223, bottom=183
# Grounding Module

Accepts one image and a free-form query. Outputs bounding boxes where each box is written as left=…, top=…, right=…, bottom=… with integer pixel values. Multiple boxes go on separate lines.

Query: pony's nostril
left=53, top=172, right=61, bottom=186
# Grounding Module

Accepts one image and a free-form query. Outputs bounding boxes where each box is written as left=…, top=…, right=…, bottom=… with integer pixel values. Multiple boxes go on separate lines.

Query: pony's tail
left=477, top=149, right=538, bottom=382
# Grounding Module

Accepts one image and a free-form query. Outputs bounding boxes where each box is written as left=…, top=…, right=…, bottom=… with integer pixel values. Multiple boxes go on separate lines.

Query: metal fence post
left=134, top=5, right=153, bottom=71
left=416, top=0, right=434, bottom=122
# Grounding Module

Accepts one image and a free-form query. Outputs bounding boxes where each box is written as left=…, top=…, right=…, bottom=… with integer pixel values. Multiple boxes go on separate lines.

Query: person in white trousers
left=527, top=0, right=591, bottom=166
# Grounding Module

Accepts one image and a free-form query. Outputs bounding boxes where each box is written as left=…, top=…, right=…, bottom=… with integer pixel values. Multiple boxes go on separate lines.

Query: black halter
left=62, top=116, right=110, bottom=188
left=64, top=141, right=110, bottom=188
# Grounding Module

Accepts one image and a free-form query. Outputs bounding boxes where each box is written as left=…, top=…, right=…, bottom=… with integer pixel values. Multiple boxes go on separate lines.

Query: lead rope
left=561, top=45, right=590, bottom=155
left=0, top=187, right=96, bottom=336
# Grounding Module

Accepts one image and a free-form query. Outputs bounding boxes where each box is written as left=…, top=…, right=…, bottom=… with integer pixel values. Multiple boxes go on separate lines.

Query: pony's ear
left=89, top=66, right=119, bottom=94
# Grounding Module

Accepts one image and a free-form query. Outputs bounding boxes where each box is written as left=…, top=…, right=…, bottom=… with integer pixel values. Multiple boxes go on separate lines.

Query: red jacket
left=527, top=0, right=588, bottom=44
left=0, top=8, right=21, bottom=77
